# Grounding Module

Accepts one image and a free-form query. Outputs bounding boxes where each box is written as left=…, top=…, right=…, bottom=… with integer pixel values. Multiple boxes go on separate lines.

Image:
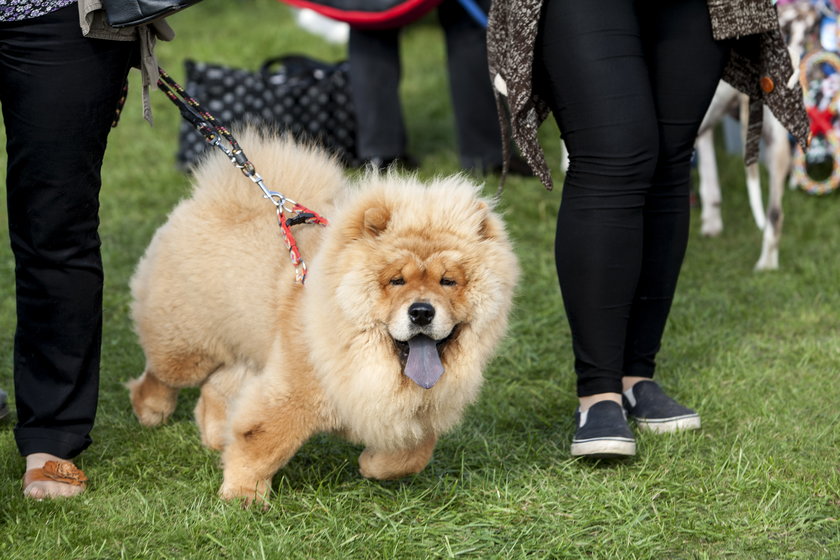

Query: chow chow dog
left=127, top=130, right=519, bottom=503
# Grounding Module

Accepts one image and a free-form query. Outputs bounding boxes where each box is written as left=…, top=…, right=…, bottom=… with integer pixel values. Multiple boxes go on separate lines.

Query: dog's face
left=378, top=244, right=469, bottom=389
left=356, top=205, right=477, bottom=390
left=381, top=249, right=464, bottom=342
left=318, top=178, right=516, bottom=391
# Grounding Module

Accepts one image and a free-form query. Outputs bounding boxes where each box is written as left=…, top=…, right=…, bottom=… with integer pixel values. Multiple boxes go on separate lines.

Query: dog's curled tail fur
left=188, top=126, right=347, bottom=213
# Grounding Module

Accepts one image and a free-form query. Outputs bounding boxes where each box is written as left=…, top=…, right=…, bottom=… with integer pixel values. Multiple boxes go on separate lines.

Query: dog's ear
left=474, top=200, right=503, bottom=240
left=363, top=207, right=390, bottom=236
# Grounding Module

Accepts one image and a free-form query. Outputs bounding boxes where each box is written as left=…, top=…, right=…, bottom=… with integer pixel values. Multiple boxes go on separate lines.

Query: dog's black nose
left=408, top=302, right=435, bottom=326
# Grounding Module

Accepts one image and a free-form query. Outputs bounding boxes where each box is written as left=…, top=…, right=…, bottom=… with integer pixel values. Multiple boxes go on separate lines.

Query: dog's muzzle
left=394, top=302, right=455, bottom=389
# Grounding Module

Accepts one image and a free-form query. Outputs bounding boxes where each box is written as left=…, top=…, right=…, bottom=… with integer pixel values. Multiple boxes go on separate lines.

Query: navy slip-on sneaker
left=571, top=400, right=636, bottom=457
left=623, top=380, right=701, bottom=433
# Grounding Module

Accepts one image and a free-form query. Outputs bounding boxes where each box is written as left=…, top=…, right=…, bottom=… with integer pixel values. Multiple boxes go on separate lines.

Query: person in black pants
left=488, top=0, right=806, bottom=458
left=1, top=3, right=137, bottom=498
left=533, top=0, right=730, bottom=456
left=348, top=0, right=516, bottom=172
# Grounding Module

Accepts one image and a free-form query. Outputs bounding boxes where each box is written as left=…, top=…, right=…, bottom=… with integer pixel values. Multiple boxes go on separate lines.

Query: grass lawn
left=1, top=1, right=838, bottom=558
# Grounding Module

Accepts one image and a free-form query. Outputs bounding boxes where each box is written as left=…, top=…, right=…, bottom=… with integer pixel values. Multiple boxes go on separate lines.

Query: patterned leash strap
left=112, top=80, right=129, bottom=128
left=156, top=66, right=328, bottom=283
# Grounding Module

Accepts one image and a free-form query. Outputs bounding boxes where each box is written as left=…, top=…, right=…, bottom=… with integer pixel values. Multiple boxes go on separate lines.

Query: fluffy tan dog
left=127, top=130, right=519, bottom=504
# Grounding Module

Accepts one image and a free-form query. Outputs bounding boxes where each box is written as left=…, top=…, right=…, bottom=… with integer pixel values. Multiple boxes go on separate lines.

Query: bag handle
left=260, top=55, right=341, bottom=79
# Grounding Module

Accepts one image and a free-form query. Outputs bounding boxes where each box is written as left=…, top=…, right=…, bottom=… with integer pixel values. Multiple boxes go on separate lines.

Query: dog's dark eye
left=390, top=277, right=405, bottom=286
left=440, top=277, right=456, bottom=287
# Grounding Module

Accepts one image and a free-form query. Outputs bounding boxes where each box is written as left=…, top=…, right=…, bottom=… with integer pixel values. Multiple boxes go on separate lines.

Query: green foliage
left=0, top=1, right=838, bottom=558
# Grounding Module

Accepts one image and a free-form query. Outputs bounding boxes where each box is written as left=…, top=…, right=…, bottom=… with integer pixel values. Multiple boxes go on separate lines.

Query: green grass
left=1, top=1, right=839, bottom=558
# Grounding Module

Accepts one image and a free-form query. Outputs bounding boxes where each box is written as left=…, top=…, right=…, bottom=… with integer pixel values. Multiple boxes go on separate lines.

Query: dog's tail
left=188, top=125, right=346, bottom=214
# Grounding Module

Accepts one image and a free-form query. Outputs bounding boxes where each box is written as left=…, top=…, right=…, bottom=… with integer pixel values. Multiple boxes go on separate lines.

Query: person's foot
left=22, top=453, right=88, bottom=500
left=0, top=389, right=8, bottom=421
left=570, top=400, right=636, bottom=458
left=623, top=380, right=701, bottom=433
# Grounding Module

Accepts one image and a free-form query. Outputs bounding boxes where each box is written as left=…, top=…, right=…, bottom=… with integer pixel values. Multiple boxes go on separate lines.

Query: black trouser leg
left=0, top=6, right=136, bottom=458
left=348, top=26, right=406, bottom=160
left=438, top=0, right=503, bottom=169
left=536, top=0, right=728, bottom=396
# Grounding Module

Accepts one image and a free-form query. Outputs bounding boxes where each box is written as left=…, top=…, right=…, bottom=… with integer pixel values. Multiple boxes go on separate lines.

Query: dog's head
left=310, top=172, right=518, bottom=390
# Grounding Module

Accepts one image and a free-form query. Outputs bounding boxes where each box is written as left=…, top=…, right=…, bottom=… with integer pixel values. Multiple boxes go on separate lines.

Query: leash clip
left=263, top=190, right=288, bottom=210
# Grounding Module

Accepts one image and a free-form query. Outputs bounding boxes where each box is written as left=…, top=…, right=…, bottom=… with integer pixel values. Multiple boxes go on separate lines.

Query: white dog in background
left=694, top=1, right=818, bottom=270
left=694, top=84, right=792, bottom=270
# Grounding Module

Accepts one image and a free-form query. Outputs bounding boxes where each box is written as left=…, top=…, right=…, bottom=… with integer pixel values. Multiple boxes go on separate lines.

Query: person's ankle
left=578, top=392, right=622, bottom=412
left=621, top=376, right=650, bottom=393
left=26, top=452, right=60, bottom=470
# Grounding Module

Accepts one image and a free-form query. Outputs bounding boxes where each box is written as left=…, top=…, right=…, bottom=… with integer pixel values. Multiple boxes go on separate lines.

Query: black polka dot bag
left=175, top=55, right=359, bottom=171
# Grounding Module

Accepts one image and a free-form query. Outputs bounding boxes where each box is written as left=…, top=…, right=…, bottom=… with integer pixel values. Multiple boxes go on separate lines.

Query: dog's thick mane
left=301, top=172, right=518, bottom=449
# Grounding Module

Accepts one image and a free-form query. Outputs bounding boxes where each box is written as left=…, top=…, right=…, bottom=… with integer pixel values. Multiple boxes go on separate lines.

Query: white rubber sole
left=634, top=414, right=701, bottom=434
left=570, top=437, right=636, bottom=458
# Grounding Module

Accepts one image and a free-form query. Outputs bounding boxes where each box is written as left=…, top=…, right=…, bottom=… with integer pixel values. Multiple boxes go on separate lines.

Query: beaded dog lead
left=156, top=67, right=329, bottom=283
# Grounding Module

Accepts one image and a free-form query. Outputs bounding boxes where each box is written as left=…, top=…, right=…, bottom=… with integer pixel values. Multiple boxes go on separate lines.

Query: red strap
left=277, top=0, right=445, bottom=29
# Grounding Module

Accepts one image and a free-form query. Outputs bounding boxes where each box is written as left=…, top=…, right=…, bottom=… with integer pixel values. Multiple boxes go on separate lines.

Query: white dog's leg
left=696, top=129, right=724, bottom=237
left=696, top=81, right=741, bottom=237
left=745, top=162, right=767, bottom=231
left=755, top=114, right=790, bottom=271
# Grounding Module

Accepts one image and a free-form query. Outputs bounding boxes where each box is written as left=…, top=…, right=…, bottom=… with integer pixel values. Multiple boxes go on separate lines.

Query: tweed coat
left=487, top=0, right=810, bottom=189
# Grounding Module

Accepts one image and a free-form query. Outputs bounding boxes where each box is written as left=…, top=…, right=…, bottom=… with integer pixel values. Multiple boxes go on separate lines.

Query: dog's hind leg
left=755, top=114, right=789, bottom=271
left=696, top=128, right=723, bottom=237
left=127, top=349, right=222, bottom=426
left=127, top=369, right=181, bottom=427
left=358, top=433, right=437, bottom=480
left=195, top=363, right=253, bottom=451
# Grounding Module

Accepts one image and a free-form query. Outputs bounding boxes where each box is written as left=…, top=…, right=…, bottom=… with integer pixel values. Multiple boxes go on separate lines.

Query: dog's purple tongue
left=404, top=335, right=445, bottom=389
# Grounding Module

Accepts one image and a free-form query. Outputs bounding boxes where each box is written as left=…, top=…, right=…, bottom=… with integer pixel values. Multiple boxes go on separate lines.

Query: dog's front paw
left=218, top=477, right=271, bottom=507
left=358, top=449, right=385, bottom=479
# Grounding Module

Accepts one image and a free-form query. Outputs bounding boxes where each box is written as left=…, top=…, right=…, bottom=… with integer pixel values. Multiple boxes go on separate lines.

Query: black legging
left=536, top=0, right=730, bottom=396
